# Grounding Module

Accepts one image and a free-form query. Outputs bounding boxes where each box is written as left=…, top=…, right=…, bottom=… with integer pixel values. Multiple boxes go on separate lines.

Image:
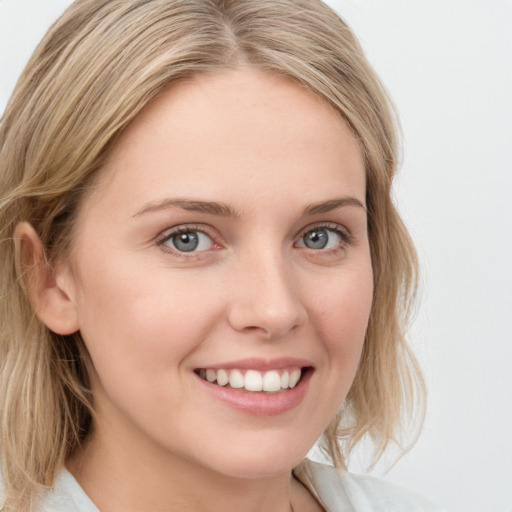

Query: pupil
left=173, top=232, right=199, bottom=252
left=305, top=229, right=328, bottom=249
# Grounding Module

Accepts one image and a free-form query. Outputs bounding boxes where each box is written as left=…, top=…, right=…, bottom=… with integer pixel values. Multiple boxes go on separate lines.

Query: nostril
left=227, top=299, right=307, bottom=340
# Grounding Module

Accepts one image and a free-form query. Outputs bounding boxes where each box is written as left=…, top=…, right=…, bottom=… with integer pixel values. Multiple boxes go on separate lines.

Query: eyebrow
left=133, top=198, right=240, bottom=218
left=133, top=196, right=365, bottom=218
left=302, top=197, right=366, bottom=215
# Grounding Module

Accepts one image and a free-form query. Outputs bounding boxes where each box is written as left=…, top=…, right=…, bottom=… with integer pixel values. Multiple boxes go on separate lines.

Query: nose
left=227, top=249, right=308, bottom=340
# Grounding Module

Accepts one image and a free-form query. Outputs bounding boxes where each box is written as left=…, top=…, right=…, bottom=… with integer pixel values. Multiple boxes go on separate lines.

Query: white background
left=1, top=1, right=511, bottom=511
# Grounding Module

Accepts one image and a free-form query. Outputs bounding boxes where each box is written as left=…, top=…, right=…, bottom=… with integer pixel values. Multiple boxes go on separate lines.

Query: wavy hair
left=0, top=0, right=424, bottom=510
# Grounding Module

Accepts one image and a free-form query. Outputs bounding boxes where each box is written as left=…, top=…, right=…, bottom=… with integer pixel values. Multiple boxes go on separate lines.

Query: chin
left=200, top=437, right=311, bottom=479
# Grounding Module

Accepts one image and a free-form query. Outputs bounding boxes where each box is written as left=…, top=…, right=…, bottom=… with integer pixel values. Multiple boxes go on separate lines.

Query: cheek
left=73, top=261, right=224, bottom=382
left=310, top=263, right=373, bottom=367
left=288, top=262, right=373, bottom=440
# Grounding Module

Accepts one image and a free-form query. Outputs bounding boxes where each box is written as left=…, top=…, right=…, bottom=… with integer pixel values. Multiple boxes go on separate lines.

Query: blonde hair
left=0, top=0, right=424, bottom=510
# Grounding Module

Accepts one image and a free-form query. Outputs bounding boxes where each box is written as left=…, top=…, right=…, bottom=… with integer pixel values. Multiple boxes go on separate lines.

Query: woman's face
left=63, top=69, right=373, bottom=477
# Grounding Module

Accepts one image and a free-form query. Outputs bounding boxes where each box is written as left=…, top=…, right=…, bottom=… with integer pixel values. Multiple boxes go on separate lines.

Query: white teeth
left=199, top=367, right=304, bottom=392
left=216, top=369, right=229, bottom=386
left=229, top=369, right=244, bottom=389
left=289, top=368, right=301, bottom=388
left=263, top=370, right=282, bottom=392
left=244, top=370, right=263, bottom=391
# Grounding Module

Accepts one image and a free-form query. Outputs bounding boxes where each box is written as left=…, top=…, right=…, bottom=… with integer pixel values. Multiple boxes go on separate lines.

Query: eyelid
left=155, top=224, right=222, bottom=256
left=294, top=222, right=353, bottom=250
left=154, top=221, right=353, bottom=258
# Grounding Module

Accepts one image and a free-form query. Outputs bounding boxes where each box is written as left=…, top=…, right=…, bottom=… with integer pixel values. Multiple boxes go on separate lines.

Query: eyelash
left=156, top=224, right=217, bottom=258
left=155, top=222, right=353, bottom=257
left=295, top=222, right=353, bottom=253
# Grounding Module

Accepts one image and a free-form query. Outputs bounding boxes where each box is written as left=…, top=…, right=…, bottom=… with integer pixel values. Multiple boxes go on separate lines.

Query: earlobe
left=14, top=222, right=80, bottom=335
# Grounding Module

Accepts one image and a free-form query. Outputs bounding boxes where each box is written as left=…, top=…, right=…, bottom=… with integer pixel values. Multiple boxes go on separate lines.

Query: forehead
left=83, top=68, right=365, bottom=218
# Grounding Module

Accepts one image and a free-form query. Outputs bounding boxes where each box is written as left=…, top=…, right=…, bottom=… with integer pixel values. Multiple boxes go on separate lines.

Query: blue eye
left=298, top=227, right=347, bottom=250
left=161, top=229, right=214, bottom=253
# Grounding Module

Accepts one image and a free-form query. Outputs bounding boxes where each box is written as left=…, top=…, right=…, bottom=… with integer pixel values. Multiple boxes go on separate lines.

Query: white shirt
left=294, top=459, right=444, bottom=511
left=2, top=459, right=445, bottom=511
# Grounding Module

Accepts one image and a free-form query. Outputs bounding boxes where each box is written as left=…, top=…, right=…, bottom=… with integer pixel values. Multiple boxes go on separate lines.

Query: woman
left=0, top=1, right=439, bottom=511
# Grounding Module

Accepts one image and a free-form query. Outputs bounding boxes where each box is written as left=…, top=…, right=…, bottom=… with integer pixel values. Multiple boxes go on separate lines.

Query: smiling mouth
left=195, top=367, right=310, bottom=393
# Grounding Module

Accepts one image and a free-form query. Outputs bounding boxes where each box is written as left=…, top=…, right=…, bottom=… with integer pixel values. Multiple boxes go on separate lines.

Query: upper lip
left=195, top=357, right=313, bottom=371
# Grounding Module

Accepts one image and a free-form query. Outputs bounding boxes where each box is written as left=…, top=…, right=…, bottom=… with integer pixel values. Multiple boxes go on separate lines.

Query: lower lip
left=195, top=369, right=313, bottom=416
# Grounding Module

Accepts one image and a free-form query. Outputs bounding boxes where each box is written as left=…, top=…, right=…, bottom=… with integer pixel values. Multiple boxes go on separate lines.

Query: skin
left=23, top=68, right=373, bottom=512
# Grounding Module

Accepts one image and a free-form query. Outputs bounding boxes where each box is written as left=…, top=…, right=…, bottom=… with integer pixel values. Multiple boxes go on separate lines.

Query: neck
left=67, top=427, right=298, bottom=512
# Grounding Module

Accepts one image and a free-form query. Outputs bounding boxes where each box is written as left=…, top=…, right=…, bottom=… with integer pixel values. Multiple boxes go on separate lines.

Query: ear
left=14, top=222, right=80, bottom=335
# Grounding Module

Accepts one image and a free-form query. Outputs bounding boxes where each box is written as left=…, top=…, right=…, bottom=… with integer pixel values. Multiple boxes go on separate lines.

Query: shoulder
left=43, top=469, right=99, bottom=512
left=294, top=459, right=445, bottom=512
left=1, top=464, right=98, bottom=512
